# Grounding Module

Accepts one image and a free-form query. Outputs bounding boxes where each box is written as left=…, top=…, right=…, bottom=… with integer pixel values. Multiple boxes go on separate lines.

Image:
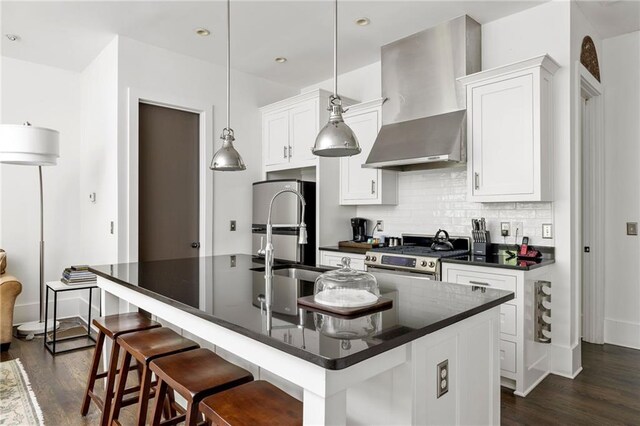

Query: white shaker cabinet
left=441, top=262, right=552, bottom=396
left=458, top=55, right=559, bottom=202
left=261, top=89, right=354, bottom=172
left=340, top=99, right=398, bottom=205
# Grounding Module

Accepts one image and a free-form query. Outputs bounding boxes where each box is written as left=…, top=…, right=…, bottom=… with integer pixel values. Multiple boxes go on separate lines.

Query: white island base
left=98, top=277, right=501, bottom=426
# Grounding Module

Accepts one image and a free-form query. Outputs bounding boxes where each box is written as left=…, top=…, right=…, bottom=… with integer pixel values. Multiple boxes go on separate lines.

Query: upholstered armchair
left=0, top=250, right=22, bottom=351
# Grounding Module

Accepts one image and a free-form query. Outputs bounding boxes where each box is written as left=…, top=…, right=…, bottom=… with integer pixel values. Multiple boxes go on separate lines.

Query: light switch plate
left=627, top=222, right=638, bottom=236
left=542, top=224, right=553, bottom=239
left=501, top=222, right=510, bottom=236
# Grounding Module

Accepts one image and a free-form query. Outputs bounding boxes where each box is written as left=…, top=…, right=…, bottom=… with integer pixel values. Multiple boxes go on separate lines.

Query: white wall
left=79, top=37, right=119, bottom=266
left=602, top=31, right=640, bottom=349
left=115, top=36, right=297, bottom=260
left=0, top=57, right=84, bottom=323
left=301, top=61, right=382, bottom=102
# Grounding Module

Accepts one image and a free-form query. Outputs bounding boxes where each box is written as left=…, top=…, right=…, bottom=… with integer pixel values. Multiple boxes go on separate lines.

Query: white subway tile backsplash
left=357, top=166, right=554, bottom=245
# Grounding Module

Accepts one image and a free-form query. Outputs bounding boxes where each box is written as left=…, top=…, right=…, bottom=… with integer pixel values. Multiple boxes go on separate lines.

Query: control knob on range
left=372, top=256, right=377, bottom=262
left=421, top=261, right=427, bottom=267
left=365, top=255, right=371, bottom=261
left=428, top=261, right=436, bottom=268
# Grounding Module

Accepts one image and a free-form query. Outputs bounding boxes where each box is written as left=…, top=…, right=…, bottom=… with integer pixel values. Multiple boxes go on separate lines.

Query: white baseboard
left=549, top=341, right=582, bottom=378
left=604, top=318, right=640, bottom=350
left=13, top=295, right=100, bottom=326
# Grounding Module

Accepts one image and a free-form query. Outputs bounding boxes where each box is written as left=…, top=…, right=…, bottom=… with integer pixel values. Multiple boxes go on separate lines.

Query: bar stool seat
left=149, top=348, right=254, bottom=426
left=110, top=327, right=200, bottom=426
left=199, top=381, right=303, bottom=426
left=81, top=312, right=161, bottom=426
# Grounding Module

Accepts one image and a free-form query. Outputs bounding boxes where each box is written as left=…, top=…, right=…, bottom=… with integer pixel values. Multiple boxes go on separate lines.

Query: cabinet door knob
left=371, top=180, right=376, bottom=194
left=191, top=242, right=200, bottom=249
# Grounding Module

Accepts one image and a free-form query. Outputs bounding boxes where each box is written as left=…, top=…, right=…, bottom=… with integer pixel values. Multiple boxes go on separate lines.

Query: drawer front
left=500, top=340, right=517, bottom=373
left=319, top=252, right=366, bottom=271
left=445, top=268, right=517, bottom=297
left=500, top=304, right=517, bottom=336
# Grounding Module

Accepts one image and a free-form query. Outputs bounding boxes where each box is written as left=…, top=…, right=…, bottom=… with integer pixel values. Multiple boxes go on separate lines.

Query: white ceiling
left=576, top=0, right=640, bottom=39
left=3, top=1, right=639, bottom=88
left=1, top=0, right=565, bottom=88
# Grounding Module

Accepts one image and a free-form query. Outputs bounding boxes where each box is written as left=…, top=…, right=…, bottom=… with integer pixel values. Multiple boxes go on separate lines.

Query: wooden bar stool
left=199, top=381, right=303, bottom=426
left=81, top=312, right=162, bottom=426
left=109, top=327, right=200, bottom=426
left=149, top=348, right=254, bottom=426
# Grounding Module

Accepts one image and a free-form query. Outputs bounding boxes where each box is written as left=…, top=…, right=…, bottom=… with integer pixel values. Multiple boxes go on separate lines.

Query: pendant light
left=210, top=0, right=246, bottom=171
left=312, top=0, right=361, bottom=157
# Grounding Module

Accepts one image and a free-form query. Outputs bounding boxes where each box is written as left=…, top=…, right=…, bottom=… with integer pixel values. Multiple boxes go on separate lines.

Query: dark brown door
left=139, top=102, right=200, bottom=262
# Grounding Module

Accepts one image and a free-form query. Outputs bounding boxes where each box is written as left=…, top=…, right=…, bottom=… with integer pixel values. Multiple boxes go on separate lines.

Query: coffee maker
left=351, top=218, right=368, bottom=242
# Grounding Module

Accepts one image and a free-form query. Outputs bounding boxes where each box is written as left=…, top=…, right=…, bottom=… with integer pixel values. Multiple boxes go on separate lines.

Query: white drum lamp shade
left=0, top=124, right=60, bottom=166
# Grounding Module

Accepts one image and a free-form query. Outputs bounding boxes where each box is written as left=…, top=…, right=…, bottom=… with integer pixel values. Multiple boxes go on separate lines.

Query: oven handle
left=366, top=266, right=437, bottom=280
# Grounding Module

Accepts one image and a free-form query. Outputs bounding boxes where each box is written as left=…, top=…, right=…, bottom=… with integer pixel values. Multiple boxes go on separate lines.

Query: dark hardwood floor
left=2, top=331, right=639, bottom=425
left=501, top=343, right=640, bottom=425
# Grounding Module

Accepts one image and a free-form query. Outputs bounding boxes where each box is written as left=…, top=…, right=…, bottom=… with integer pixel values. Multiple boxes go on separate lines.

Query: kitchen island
left=90, top=254, right=513, bottom=425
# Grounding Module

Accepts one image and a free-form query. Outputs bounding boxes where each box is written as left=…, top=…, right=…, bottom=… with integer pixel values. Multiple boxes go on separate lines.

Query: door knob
left=191, top=242, right=200, bottom=249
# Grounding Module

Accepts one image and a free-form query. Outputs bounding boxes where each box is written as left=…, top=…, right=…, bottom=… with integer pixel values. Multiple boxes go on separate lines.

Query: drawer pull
left=469, top=280, right=490, bottom=286
left=283, top=146, right=288, bottom=158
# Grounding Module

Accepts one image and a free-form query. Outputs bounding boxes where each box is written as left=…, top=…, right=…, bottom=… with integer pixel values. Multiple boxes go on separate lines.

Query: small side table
left=44, top=280, right=100, bottom=355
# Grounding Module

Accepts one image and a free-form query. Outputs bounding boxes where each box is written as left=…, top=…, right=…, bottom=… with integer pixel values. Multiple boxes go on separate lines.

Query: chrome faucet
left=258, top=189, right=307, bottom=330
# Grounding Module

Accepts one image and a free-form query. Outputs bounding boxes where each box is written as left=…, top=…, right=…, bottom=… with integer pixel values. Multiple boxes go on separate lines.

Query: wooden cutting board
left=297, top=295, right=393, bottom=319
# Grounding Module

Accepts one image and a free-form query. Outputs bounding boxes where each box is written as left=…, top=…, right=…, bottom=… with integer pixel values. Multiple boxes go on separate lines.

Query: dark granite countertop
left=442, top=246, right=555, bottom=271
left=319, top=246, right=370, bottom=255
left=90, top=254, right=513, bottom=370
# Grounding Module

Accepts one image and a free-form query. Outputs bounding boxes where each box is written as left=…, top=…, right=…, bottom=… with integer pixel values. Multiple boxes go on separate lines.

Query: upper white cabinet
left=261, top=89, right=352, bottom=172
left=459, top=55, right=559, bottom=202
left=339, top=99, right=398, bottom=205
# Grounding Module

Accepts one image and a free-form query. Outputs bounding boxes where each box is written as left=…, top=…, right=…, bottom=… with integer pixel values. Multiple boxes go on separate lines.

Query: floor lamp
left=0, top=122, right=60, bottom=336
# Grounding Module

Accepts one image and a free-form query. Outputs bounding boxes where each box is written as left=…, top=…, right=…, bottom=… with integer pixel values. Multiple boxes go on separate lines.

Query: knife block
left=472, top=231, right=491, bottom=256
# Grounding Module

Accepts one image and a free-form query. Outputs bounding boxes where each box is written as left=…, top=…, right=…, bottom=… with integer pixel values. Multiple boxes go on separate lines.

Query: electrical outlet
left=375, top=220, right=384, bottom=232
left=501, top=222, right=511, bottom=237
left=542, top=223, right=553, bottom=239
left=437, top=359, right=449, bottom=398
left=512, top=222, right=524, bottom=241
left=230, top=220, right=236, bottom=231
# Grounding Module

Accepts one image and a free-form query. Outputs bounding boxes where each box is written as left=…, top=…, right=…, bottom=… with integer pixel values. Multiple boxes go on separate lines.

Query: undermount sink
left=272, top=267, right=324, bottom=282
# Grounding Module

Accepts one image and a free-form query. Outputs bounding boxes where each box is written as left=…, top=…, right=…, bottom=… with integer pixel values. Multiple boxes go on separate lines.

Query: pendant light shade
left=210, top=0, right=246, bottom=171
left=313, top=96, right=360, bottom=157
left=312, top=0, right=360, bottom=157
left=210, top=129, right=246, bottom=171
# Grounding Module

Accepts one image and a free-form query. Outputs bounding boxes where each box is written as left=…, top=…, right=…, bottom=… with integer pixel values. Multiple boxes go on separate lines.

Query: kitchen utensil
left=431, top=229, right=454, bottom=251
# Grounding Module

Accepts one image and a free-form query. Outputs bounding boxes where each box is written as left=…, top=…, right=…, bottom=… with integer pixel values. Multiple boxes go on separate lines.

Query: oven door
left=366, top=266, right=438, bottom=281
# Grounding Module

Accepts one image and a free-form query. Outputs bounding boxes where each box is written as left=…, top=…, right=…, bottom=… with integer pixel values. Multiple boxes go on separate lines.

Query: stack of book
left=62, top=265, right=97, bottom=285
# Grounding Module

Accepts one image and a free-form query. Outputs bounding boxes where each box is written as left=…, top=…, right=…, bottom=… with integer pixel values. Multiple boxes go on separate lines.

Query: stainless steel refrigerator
left=252, top=180, right=316, bottom=265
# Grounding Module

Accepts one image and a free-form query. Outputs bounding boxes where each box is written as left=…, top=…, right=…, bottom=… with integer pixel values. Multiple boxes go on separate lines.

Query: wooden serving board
left=297, top=295, right=393, bottom=319
left=338, top=240, right=379, bottom=250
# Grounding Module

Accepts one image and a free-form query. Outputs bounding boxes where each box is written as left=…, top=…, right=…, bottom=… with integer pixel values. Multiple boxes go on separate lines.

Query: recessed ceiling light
left=5, top=34, right=20, bottom=42
left=355, top=17, right=370, bottom=26
left=274, top=57, right=287, bottom=63
left=195, top=28, right=210, bottom=37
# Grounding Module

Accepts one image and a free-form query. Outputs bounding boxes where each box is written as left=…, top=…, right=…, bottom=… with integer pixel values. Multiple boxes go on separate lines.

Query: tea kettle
left=431, top=229, right=454, bottom=251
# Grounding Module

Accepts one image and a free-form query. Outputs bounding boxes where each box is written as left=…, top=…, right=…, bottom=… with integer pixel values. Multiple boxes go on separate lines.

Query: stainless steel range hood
left=364, top=15, right=481, bottom=171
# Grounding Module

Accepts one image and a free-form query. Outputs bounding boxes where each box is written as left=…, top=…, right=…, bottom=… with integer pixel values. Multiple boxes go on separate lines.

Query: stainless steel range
left=365, top=233, right=470, bottom=280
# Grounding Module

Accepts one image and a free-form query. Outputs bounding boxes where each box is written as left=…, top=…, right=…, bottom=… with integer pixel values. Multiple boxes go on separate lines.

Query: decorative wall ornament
left=580, top=36, right=601, bottom=82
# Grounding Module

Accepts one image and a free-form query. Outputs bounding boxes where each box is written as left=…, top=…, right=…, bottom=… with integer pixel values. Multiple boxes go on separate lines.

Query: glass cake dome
left=314, top=257, right=379, bottom=308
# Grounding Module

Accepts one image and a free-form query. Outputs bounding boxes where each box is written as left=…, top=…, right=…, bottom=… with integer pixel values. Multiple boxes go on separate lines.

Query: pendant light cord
left=333, top=0, right=338, bottom=98
left=226, top=0, right=231, bottom=130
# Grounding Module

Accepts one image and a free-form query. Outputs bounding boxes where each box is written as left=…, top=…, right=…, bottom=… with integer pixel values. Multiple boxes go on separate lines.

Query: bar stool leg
left=136, top=365, right=153, bottom=426
left=80, top=331, right=106, bottom=416
left=108, top=351, right=132, bottom=425
left=100, top=342, right=122, bottom=426
left=184, top=401, right=200, bottom=426
left=150, top=378, right=168, bottom=426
